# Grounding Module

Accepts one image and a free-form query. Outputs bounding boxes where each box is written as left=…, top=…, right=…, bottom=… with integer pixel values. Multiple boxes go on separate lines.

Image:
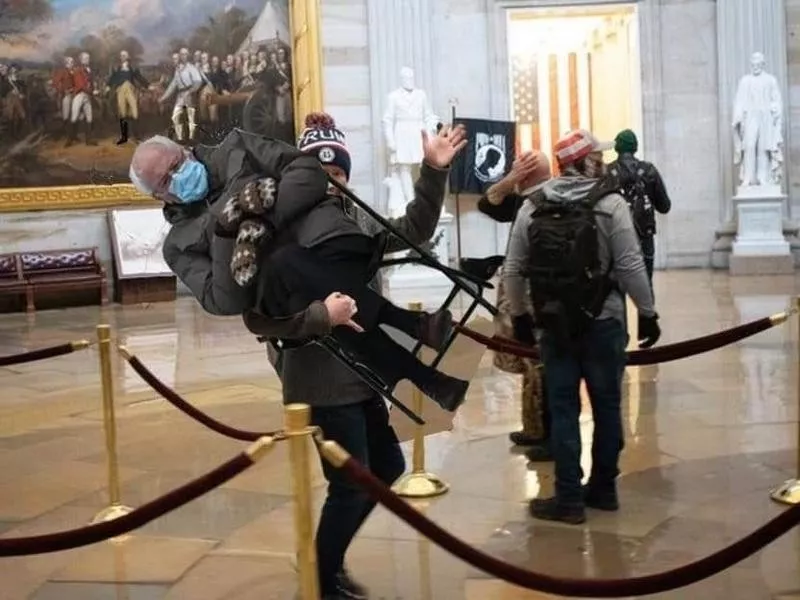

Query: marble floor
left=0, top=270, right=799, bottom=599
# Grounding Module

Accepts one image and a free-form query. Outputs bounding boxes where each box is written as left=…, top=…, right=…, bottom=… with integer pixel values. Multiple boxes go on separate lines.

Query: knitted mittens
left=215, top=177, right=278, bottom=287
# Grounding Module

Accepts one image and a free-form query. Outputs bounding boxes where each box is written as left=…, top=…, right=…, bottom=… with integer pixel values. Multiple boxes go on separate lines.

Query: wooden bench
left=18, top=247, right=108, bottom=312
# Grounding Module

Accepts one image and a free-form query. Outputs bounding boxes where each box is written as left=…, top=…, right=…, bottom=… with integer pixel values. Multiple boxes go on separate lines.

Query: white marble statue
left=382, top=66, right=439, bottom=217
left=732, top=52, right=784, bottom=189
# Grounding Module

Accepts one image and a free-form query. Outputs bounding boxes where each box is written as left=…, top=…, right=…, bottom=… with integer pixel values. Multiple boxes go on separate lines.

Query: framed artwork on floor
left=108, top=207, right=173, bottom=278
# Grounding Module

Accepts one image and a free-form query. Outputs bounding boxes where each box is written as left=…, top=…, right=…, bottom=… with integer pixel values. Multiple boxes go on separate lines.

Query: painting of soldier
left=0, top=0, right=294, bottom=189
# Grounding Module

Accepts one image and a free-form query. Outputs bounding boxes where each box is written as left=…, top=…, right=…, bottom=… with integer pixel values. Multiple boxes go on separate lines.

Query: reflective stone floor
left=0, top=270, right=799, bottom=599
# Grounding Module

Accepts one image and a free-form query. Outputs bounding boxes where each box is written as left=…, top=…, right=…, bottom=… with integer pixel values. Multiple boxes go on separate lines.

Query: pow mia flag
left=449, top=118, right=516, bottom=194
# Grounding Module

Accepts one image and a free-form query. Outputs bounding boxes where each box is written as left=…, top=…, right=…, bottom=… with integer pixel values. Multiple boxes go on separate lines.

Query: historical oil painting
left=0, top=0, right=294, bottom=190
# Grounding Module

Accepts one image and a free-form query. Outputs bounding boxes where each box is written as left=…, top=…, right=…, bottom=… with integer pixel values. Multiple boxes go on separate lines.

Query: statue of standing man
left=382, top=66, right=440, bottom=217
left=732, top=52, right=784, bottom=189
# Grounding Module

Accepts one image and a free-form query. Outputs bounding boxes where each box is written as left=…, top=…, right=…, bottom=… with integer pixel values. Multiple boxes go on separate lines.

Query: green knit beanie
left=614, top=129, right=638, bottom=154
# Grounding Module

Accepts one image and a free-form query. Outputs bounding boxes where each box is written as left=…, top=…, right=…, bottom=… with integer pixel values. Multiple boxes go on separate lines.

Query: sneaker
left=509, top=431, right=544, bottom=446
left=335, top=570, right=369, bottom=599
left=529, top=497, right=586, bottom=524
left=416, top=309, right=454, bottom=351
left=419, top=372, right=469, bottom=412
left=524, top=444, right=553, bottom=462
left=583, top=485, right=619, bottom=511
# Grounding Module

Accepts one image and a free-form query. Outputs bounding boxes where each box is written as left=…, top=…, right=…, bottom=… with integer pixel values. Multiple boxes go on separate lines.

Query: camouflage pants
left=521, top=362, right=547, bottom=438
left=493, top=272, right=547, bottom=438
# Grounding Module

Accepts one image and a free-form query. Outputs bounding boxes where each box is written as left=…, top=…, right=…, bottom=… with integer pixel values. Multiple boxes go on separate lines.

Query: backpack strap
left=586, top=180, right=623, bottom=297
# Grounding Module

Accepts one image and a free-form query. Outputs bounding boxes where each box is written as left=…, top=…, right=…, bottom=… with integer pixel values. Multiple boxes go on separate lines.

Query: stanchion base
left=770, top=479, right=800, bottom=505
left=91, top=504, right=135, bottom=542
left=392, top=472, right=449, bottom=498
left=91, top=503, right=134, bottom=523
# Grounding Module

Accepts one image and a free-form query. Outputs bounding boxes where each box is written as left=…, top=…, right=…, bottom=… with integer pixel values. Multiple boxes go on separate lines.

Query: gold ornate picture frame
left=0, top=0, right=323, bottom=213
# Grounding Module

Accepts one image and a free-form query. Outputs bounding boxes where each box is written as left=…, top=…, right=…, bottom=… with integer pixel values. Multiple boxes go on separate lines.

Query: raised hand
left=422, top=123, right=468, bottom=168
left=509, top=152, right=540, bottom=183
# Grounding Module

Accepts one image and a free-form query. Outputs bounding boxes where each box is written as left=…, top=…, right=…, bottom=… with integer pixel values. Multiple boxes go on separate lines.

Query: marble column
left=711, top=0, right=799, bottom=267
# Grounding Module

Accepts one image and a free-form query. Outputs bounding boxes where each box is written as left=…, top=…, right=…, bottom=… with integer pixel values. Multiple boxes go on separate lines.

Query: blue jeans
left=539, top=318, right=627, bottom=506
left=312, top=397, right=405, bottom=594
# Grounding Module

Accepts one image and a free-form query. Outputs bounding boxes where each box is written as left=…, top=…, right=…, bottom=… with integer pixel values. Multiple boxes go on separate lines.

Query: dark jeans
left=312, top=397, right=405, bottom=595
left=539, top=318, right=627, bottom=506
left=640, top=235, right=655, bottom=289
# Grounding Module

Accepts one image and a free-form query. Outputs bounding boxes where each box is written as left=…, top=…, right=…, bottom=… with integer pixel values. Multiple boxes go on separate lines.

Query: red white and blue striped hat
left=553, top=129, right=613, bottom=169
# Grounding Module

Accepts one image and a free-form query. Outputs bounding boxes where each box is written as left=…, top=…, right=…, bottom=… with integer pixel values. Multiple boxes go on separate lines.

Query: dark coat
left=160, top=128, right=450, bottom=377
left=107, top=64, right=149, bottom=90
left=161, top=129, right=329, bottom=320
left=606, top=153, right=671, bottom=235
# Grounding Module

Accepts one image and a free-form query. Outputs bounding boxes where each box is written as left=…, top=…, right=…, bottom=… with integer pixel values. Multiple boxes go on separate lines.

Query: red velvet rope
left=455, top=315, right=776, bottom=366
left=334, top=453, right=800, bottom=597
left=0, top=343, right=78, bottom=367
left=0, top=450, right=255, bottom=556
left=125, top=354, right=276, bottom=442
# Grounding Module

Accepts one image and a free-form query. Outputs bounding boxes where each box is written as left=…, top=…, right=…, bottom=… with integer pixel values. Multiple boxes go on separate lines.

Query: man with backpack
left=503, top=129, right=661, bottom=524
left=606, top=129, right=672, bottom=287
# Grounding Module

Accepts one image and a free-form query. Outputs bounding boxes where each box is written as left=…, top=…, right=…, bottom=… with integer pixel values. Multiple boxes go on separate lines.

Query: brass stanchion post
left=392, top=301, right=449, bottom=498
left=91, top=324, right=133, bottom=525
left=771, top=296, right=800, bottom=505
left=286, top=404, right=320, bottom=600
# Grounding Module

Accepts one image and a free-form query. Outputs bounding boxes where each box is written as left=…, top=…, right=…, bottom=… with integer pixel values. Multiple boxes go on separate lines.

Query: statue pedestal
left=383, top=213, right=454, bottom=308
left=729, top=185, right=794, bottom=275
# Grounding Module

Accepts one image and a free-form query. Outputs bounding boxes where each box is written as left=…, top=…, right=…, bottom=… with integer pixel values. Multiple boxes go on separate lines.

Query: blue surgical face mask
left=168, top=159, right=209, bottom=203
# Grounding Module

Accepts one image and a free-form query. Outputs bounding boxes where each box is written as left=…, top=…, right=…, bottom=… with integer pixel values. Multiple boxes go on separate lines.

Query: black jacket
left=477, top=192, right=525, bottom=224
left=607, top=153, right=671, bottom=234
left=108, top=65, right=149, bottom=90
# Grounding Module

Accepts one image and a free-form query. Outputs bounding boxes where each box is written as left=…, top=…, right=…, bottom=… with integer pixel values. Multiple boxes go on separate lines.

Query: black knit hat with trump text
left=296, top=112, right=351, bottom=180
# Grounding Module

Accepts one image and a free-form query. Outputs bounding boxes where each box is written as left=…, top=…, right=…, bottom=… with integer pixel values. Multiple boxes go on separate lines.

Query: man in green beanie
left=607, top=129, right=671, bottom=287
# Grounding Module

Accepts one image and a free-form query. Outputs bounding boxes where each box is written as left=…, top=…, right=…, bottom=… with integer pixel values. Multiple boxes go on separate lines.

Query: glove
left=215, top=177, right=278, bottom=236
left=511, top=314, right=537, bottom=346
left=215, top=194, right=243, bottom=237
left=637, top=312, right=661, bottom=349
left=239, top=177, right=277, bottom=214
left=230, top=219, right=271, bottom=287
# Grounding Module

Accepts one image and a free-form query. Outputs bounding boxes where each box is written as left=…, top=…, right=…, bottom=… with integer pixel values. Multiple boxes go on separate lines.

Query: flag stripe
left=548, top=54, right=559, bottom=173
left=568, top=53, right=579, bottom=130
left=578, top=51, right=591, bottom=129
left=557, top=53, right=571, bottom=143
left=537, top=53, right=551, bottom=159
left=587, top=53, right=594, bottom=131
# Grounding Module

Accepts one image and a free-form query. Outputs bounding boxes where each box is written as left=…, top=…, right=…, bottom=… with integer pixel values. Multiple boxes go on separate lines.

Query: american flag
left=511, top=54, right=539, bottom=155
left=511, top=51, right=592, bottom=172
